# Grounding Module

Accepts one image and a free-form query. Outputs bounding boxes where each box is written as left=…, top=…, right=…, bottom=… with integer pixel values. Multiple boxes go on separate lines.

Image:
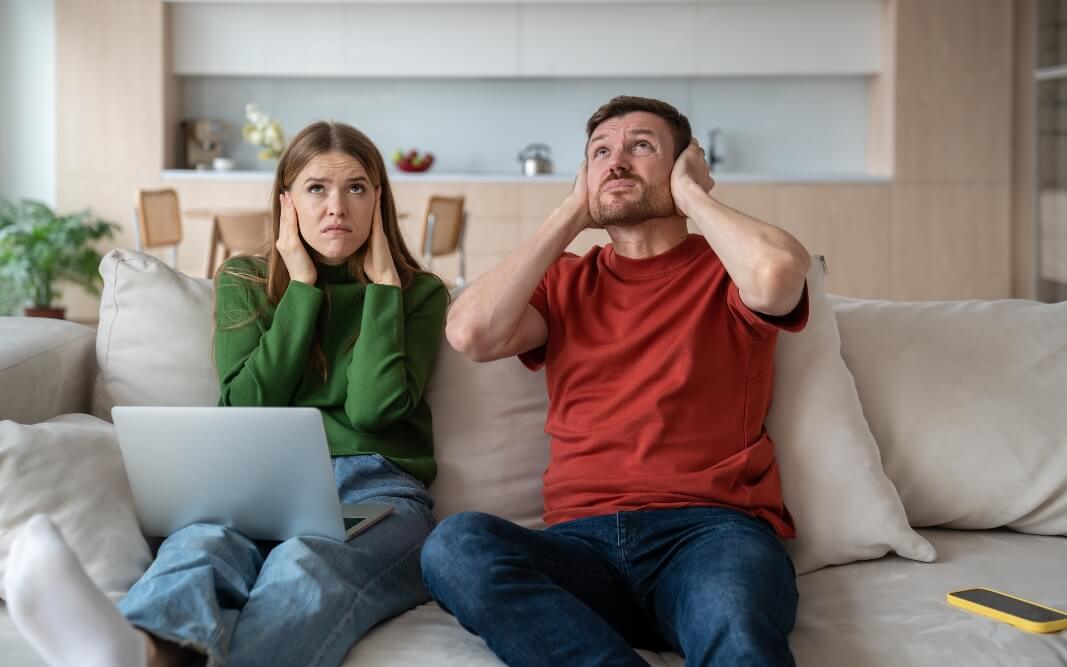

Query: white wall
left=180, top=76, right=869, bottom=175
left=0, top=0, right=56, bottom=205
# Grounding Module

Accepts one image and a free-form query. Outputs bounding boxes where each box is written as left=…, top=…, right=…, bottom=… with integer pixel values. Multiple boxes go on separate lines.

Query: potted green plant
left=0, top=198, right=117, bottom=319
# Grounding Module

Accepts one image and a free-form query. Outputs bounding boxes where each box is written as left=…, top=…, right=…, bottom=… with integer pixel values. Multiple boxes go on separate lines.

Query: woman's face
left=288, top=151, right=377, bottom=265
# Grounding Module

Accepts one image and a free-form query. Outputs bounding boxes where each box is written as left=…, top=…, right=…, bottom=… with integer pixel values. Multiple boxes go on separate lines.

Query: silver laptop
left=111, top=406, right=392, bottom=542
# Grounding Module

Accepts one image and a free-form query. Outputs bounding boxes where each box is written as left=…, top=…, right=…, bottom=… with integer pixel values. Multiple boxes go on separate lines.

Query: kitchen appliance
left=180, top=119, right=224, bottom=170
left=707, top=128, right=725, bottom=173
left=518, top=143, right=553, bottom=176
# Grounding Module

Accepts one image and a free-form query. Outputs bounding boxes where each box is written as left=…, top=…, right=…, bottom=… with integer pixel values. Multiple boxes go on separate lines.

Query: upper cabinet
left=171, top=1, right=880, bottom=78
left=694, top=2, right=881, bottom=76
left=518, top=4, right=699, bottom=77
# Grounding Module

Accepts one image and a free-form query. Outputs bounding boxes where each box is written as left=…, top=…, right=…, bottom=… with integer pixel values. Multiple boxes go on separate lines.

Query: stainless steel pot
left=518, top=143, right=553, bottom=176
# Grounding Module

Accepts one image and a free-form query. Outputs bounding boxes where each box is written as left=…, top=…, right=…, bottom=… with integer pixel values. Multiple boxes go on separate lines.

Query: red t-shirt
left=519, top=234, right=808, bottom=537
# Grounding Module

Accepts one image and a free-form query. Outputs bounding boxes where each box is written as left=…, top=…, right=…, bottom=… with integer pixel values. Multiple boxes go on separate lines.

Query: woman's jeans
left=117, top=454, right=435, bottom=667
left=421, top=506, right=798, bottom=667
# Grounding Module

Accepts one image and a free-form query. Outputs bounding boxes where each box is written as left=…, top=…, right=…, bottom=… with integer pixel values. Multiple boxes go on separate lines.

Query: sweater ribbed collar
left=316, top=261, right=360, bottom=285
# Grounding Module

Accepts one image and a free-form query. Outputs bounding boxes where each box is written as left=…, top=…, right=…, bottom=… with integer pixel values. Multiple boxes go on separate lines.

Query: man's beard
left=590, top=176, right=676, bottom=227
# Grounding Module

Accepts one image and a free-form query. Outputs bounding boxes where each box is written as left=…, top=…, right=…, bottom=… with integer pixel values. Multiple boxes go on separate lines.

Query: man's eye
left=594, top=147, right=609, bottom=158
left=634, top=141, right=652, bottom=151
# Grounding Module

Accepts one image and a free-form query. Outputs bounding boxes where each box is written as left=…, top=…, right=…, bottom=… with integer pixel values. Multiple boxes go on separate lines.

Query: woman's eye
left=349, top=184, right=364, bottom=194
left=308, top=184, right=324, bottom=194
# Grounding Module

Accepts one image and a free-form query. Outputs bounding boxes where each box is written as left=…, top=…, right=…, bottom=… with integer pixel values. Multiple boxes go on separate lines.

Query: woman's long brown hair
left=215, top=121, right=433, bottom=379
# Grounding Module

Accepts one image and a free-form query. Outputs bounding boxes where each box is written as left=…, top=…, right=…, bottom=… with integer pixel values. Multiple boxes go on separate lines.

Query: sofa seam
left=0, top=331, right=95, bottom=374
left=101, top=256, right=125, bottom=369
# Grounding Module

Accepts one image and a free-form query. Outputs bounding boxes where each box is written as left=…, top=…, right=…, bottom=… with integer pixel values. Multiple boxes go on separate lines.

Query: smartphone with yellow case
left=947, top=588, right=1067, bottom=634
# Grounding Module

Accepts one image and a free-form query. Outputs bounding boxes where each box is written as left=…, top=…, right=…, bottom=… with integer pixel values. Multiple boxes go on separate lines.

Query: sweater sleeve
left=214, top=268, right=325, bottom=407
left=344, top=277, right=448, bottom=431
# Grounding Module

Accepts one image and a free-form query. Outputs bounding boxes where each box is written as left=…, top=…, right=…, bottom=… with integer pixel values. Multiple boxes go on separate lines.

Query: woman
left=4, top=121, right=448, bottom=667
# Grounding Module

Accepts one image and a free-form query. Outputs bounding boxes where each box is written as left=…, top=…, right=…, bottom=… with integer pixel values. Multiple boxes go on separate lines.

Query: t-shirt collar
left=603, top=233, right=706, bottom=280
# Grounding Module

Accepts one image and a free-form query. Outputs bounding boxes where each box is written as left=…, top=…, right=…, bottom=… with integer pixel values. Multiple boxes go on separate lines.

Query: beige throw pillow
left=831, top=295, right=1067, bottom=534
left=93, top=248, right=218, bottom=420
left=768, top=259, right=936, bottom=573
left=426, top=344, right=550, bottom=529
left=0, top=414, right=151, bottom=600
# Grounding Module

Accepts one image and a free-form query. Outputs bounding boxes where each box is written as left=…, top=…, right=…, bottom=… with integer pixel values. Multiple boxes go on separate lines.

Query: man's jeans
left=421, top=506, right=798, bottom=667
left=117, top=454, right=435, bottom=667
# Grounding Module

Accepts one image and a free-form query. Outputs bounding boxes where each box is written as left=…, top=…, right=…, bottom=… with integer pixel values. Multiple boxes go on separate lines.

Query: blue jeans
left=421, top=507, right=798, bottom=667
left=117, top=454, right=435, bottom=667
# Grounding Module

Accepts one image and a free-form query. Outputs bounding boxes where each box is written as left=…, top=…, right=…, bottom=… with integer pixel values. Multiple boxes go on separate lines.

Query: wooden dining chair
left=206, top=210, right=272, bottom=278
left=133, top=189, right=183, bottom=267
left=418, top=195, right=468, bottom=286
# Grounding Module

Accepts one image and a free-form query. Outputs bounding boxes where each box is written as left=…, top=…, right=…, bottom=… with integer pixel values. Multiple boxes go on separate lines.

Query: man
left=421, top=96, right=811, bottom=666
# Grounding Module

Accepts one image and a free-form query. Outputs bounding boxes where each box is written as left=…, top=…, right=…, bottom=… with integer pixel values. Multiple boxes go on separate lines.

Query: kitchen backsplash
left=179, top=75, right=868, bottom=175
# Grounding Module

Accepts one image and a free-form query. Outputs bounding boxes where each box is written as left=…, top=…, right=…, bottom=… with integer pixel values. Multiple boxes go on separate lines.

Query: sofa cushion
left=831, top=296, right=1067, bottom=534
left=768, top=259, right=935, bottom=573
left=0, top=414, right=151, bottom=601
left=425, top=348, right=550, bottom=528
left=0, top=317, right=96, bottom=424
left=341, top=529, right=1067, bottom=667
left=93, top=249, right=217, bottom=420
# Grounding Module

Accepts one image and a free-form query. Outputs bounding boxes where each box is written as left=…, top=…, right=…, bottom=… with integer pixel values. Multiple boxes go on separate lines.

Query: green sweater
left=214, top=258, right=448, bottom=485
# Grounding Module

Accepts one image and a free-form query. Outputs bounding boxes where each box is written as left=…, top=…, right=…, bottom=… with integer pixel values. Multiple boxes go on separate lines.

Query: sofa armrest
left=0, top=316, right=97, bottom=423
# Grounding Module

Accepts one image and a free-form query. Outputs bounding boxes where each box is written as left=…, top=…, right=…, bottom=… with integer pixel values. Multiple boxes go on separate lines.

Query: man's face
left=586, top=111, right=677, bottom=227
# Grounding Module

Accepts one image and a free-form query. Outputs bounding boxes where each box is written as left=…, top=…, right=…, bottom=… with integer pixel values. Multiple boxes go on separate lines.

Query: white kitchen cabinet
left=341, top=5, right=518, bottom=76
left=172, top=3, right=518, bottom=76
left=171, top=1, right=880, bottom=78
left=695, top=2, right=881, bottom=75
left=518, top=4, right=699, bottom=77
left=172, top=4, right=348, bottom=76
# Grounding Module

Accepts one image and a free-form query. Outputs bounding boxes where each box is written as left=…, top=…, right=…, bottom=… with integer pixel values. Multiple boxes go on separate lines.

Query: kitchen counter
left=161, top=170, right=891, bottom=184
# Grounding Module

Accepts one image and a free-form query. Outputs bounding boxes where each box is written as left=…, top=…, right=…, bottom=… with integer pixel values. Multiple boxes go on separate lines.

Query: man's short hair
left=585, top=96, right=693, bottom=159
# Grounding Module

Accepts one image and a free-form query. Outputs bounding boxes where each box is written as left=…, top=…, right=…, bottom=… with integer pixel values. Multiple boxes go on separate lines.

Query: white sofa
left=1, top=248, right=1065, bottom=666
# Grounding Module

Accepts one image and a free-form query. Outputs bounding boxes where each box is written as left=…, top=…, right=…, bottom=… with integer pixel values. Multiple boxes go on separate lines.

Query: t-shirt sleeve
left=726, top=279, right=809, bottom=339
left=517, top=271, right=551, bottom=371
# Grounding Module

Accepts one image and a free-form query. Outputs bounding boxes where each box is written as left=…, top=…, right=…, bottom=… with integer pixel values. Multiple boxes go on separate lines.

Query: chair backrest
left=215, top=210, right=271, bottom=254
left=137, top=189, right=182, bottom=248
left=419, top=196, right=466, bottom=257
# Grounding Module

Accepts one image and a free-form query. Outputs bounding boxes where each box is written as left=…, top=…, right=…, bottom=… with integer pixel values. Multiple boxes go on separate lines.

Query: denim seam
left=305, top=538, right=426, bottom=667
left=616, top=512, right=634, bottom=581
left=132, top=621, right=226, bottom=667
left=537, top=529, right=618, bottom=576
left=370, top=453, right=427, bottom=489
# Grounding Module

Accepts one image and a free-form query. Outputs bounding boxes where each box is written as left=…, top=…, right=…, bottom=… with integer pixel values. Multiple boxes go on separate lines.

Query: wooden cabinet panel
left=894, top=0, right=1013, bottom=181
left=711, top=184, right=780, bottom=225
left=776, top=185, right=891, bottom=299
left=58, top=0, right=166, bottom=178
left=143, top=180, right=1011, bottom=302
left=890, top=183, right=1011, bottom=300
left=393, top=182, right=519, bottom=219
left=518, top=181, right=573, bottom=224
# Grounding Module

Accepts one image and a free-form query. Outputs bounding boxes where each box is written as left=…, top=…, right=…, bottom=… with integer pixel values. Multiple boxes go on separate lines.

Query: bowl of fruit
left=392, top=148, right=435, bottom=173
